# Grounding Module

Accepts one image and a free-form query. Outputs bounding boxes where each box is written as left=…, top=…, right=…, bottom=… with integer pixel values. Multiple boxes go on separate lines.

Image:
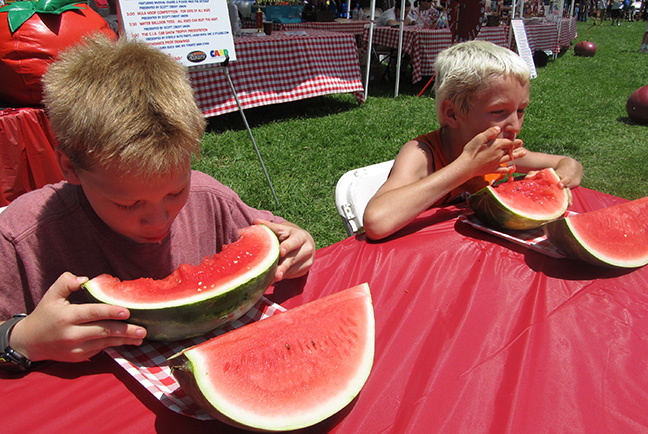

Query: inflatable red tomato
left=0, top=0, right=116, bottom=107
left=574, top=40, right=596, bottom=57
left=626, top=85, right=648, bottom=124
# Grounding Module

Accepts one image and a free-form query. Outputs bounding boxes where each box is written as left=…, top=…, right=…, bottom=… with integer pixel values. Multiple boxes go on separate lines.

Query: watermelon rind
left=544, top=197, right=648, bottom=268
left=82, top=225, right=280, bottom=341
left=468, top=168, right=569, bottom=230
left=168, top=283, right=375, bottom=432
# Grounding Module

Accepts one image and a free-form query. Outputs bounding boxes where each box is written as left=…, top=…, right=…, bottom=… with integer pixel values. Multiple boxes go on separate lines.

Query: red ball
left=626, top=85, right=648, bottom=124
left=574, top=41, right=596, bottom=57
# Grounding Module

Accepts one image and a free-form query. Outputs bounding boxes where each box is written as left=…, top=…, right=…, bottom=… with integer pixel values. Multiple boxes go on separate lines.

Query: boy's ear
left=440, top=100, right=460, bottom=128
left=55, top=149, right=82, bottom=185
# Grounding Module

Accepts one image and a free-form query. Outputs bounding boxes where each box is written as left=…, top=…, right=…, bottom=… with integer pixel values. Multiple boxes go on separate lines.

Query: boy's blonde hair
left=43, top=34, right=205, bottom=178
left=433, top=40, right=530, bottom=126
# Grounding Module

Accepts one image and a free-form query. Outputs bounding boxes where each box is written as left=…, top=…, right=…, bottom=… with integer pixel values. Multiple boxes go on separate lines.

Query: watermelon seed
left=285, top=343, right=291, bottom=350
left=312, top=341, right=316, bottom=348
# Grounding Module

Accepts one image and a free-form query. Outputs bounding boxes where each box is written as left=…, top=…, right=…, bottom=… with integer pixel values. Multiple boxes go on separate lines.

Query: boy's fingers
left=71, top=303, right=131, bottom=324
left=45, top=272, right=89, bottom=302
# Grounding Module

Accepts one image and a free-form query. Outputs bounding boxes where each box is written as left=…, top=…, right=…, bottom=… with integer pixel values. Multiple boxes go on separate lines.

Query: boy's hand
left=254, top=219, right=315, bottom=282
left=461, top=126, right=527, bottom=175
left=9, top=272, right=146, bottom=363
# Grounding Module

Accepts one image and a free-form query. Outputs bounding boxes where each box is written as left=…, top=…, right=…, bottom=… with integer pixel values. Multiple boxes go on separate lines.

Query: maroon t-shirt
left=0, top=171, right=284, bottom=318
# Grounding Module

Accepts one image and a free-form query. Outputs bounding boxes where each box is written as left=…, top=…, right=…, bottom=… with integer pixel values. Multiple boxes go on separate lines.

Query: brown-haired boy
left=0, top=35, right=315, bottom=369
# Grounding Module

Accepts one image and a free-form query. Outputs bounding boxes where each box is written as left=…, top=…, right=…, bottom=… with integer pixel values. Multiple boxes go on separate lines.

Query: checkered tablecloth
left=458, top=212, right=576, bottom=259
left=189, top=30, right=365, bottom=118
left=518, top=22, right=560, bottom=52
left=281, top=20, right=370, bottom=35
left=558, top=17, right=578, bottom=47
left=362, top=26, right=509, bottom=84
left=509, top=18, right=577, bottom=53
left=104, top=296, right=286, bottom=420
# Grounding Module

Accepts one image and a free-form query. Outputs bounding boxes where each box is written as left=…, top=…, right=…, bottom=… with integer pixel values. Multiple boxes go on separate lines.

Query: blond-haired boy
left=363, top=40, right=583, bottom=240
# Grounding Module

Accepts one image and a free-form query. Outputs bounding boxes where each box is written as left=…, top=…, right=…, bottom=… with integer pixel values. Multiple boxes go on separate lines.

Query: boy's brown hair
left=43, top=33, right=206, bottom=178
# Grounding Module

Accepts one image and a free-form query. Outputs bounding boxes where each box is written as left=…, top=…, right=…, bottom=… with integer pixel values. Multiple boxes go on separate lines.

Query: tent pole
left=394, top=0, right=406, bottom=97
left=363, top=0, right=377, bottom=100
left=220, top=59, right=280, bottom=207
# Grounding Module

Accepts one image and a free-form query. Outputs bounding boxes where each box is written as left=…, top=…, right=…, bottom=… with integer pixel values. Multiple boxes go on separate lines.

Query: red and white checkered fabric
left=558, top=17, right=577, bottom=47
left=104, top=296, right=286, bottom=420
left=520, top=22, right=561, bottom=52
left=362, top=26, right=508, bottom=83
left=458, top=212, right=577, bottom=259
left=282, top=20, right=370, bottom=35
left=189, top=30, right=365, bottom=118
left=508, top=17, right=577, bottom=53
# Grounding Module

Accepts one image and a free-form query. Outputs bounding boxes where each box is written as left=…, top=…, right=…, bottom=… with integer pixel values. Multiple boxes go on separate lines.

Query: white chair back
left=335, top=160, right=394, bottom=236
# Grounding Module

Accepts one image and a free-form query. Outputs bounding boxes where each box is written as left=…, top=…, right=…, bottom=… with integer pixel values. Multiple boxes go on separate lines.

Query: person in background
left=411, top=0, right=441, bottom=27
left=0, top=34, right=315, bottom=370
left=362, top=41, right=583, bottom=240
left=610, top=0, right=624, bottom=24
left=377, top=0, right=414, bottom=26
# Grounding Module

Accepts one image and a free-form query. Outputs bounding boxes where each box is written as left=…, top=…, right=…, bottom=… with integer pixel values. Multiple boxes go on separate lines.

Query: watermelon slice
left=82, top=224, right=280, bottom=341
left=168, top=283, right=375, bottom=432
left=544, top=196, right=648, bottom=268
left=468, top=168, right=569, bottom=230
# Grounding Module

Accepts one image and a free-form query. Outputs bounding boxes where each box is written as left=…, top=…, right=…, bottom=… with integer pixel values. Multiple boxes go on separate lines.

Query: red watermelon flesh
left=468, top=168, right=569, bottom=230
left=88, top=225, right=276, bottom=306
left=169, top=283, right=375, bottom=432
left=82, top=225, right=280, bottom=341
left=491, top=169, right=565, bottom=212
left=544, top=196, right=648, bottom=268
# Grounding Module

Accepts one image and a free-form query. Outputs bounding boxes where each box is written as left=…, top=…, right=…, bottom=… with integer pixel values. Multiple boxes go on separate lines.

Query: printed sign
left=119, top=0, right=236, bottom=66
left=511, top=19, right=537, bottom=79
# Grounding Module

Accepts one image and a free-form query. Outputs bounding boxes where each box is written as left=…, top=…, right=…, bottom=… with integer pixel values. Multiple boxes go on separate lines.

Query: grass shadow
left=617, top=115, right=648, bottom=126
left=205, top=94, right=361, bottom=133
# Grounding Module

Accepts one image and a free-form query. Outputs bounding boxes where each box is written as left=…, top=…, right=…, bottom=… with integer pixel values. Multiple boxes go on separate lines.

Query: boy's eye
left=115, top=202, right=139, bottom=211
left=169, top=188, right=186, bottom=198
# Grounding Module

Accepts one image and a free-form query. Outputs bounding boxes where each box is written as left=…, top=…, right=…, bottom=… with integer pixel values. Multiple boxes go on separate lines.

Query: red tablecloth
left=362, top=26, right=509, bottom=83
left=3, top=187, right=648, bottom=432
left=189, top=30, right=365, bottom=118
left=0, top=107, right=64, bottom=206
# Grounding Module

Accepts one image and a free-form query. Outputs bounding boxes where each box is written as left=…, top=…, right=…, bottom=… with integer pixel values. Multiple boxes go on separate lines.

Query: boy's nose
left=503, top=114, right=523, bottom=138
left=141, top=204, right=170, bottom=229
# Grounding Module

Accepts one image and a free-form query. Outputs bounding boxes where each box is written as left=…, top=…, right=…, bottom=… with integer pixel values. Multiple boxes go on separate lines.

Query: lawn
left=195, top=19, right=648, bottom=249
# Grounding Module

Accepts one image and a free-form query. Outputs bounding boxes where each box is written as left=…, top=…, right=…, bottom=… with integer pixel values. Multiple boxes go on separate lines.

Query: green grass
left=195, top=20, right=648, bottom=249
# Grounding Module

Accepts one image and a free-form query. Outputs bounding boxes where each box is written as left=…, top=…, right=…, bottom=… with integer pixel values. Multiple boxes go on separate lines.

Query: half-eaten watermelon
left=544, top=196, right=648, bottom=268
left=168, top=283, right=375, bottom=432
left=468, top=168, right=569, bottom=230
left=82, top=224, right=280, bottom=341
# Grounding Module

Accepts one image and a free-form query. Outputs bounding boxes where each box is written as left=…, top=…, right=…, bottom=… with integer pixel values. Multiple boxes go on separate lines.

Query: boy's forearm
left=364, top=162, right=473, bottom=240
left=554, top=157, right=584, bottom=188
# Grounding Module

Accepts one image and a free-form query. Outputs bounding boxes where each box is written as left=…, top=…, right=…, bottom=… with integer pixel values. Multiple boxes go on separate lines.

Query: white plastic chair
left=335, top=159, right=394, bottom=236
